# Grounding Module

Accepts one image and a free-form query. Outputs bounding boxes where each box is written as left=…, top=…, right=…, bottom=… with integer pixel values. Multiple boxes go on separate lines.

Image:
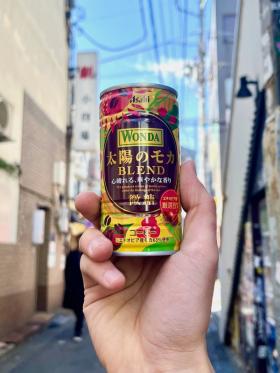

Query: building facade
left=206, top=0, right=237, bottom=231
left=0, top=1, right=68, bottom=337
left=207, top=0, right=237, bottom=177
left=220, top=0, right=280, bottom=371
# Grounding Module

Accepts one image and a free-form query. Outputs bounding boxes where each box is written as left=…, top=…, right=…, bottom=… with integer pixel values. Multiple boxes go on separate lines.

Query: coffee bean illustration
left=104, top=215, right=111, bottom=226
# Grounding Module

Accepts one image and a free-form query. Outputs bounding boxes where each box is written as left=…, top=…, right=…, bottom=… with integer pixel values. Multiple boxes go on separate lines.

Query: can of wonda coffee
left=100, top=83, right=181, bottom=255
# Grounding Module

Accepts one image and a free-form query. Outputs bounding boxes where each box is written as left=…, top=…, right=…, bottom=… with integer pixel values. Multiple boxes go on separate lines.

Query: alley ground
left=0, top=312, right=242, bottom=373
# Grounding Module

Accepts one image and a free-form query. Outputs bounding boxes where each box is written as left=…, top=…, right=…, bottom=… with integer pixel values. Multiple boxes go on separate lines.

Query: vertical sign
left=32, top=209, right=46, bottom=245
left=260, top=0, right=274, bottom=85
left=73, top=52, right=98, bottom=151
left=271, top=0, right=280, bottom=102
left=251, top=202, right=269, bottom=373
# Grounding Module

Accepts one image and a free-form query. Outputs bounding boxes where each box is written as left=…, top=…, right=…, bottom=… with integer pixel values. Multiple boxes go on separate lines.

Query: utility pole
left=197, top=0, right=207, bottom=185
left=65, top=0, right=75, bottom=202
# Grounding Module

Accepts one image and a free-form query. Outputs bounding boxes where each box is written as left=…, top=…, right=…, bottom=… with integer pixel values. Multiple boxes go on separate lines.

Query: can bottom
left=113, top=251, right=176, bottom=257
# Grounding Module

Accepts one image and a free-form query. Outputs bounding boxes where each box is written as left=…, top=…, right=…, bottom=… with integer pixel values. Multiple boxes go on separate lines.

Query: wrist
left=107, top=342, right=213, bottom=373
left=149, top=344, right=213, bottom=373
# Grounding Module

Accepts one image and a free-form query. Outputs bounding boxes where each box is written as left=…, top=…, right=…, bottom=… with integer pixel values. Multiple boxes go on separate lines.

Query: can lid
left=100, top=83, right=178, bottom=98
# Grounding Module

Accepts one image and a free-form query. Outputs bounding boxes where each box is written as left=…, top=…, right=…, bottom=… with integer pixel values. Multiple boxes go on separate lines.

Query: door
left=35, top=206, right=51, bottom=311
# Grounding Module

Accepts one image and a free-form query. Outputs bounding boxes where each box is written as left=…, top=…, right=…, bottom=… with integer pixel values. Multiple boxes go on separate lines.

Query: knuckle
left=187, top=241, right=219, bottom=271
left=78, top=231, right=87, bottom=252
left=101, top=234, right=113, bottom=249
left=79, top=228, right=97, bottom=250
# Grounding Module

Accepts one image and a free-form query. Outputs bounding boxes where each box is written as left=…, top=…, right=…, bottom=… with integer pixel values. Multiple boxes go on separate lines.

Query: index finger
left=75, top=192, right=101, bottom=227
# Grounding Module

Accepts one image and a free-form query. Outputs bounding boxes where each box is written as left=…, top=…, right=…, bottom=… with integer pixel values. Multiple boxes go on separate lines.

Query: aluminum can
left=100, top=83, right=181, bottom=255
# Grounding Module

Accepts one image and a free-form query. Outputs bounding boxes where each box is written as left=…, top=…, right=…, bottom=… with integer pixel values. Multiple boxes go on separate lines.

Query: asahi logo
left=129, top=95, right=150, bottom=104
left=117, top=128, right=164, bottom=147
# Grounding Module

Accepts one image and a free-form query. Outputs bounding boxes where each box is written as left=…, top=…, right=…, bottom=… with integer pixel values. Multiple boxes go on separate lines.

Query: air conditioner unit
left=0, top=97, right=12, bottom=142
left=53, top=161, right=66, bottom=186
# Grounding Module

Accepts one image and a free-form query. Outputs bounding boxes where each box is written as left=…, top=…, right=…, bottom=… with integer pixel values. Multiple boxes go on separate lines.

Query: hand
left=76, top=161, right=217, bottom=373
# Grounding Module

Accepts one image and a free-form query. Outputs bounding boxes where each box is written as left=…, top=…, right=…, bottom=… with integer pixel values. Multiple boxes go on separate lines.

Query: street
left=0, top=314, right=105, bottom=373
left=0, top=312, right=242, bottom=373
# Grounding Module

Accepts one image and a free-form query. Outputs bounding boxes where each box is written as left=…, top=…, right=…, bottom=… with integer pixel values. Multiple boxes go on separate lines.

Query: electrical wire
left=159, top=2, right=177, bottom=88
left=85, top=7, right=140, bottom=22
left=147, top=0, right=163, bottom=83
left=71, top=5, right=86, bottom=25
left=158, top=5, right=169, bottom=61
left=100, top=40, right=197, bottom=64
left=168, top=0, right=177, bottom=58
left=180, top=0, right=188, bottom=120
left=74, top=0, right=147, bottom=52
left=175, top=0, right=199, bottom=18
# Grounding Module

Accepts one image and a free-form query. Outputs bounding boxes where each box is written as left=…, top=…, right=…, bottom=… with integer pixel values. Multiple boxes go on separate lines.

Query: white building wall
left=219, top=0, right=264, bottom=339
left=0, top=0, right=68, bottom=243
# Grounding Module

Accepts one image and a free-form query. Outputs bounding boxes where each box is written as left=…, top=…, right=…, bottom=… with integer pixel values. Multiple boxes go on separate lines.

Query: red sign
left=80, top=66, right=94, bottom=79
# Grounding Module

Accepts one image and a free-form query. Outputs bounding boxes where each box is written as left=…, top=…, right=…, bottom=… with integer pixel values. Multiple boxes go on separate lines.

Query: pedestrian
left=63, top=227, right=85, bottom=342
left=76, top=161, right=218, bottom=372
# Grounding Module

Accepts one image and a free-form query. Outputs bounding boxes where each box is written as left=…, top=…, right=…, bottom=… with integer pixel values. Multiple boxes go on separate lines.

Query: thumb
left=180, top=160, right=211, bottom=212
left=179, top=161, right=217, bottom=253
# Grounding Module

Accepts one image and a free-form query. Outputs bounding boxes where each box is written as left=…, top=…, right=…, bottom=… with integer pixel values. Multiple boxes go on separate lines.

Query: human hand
left=76, top=161, right=217, bottom=373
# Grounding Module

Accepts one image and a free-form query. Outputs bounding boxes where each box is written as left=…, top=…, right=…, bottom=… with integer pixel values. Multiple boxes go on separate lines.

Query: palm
left=84, top=257, right=161, bottom=367
left=76, top=162, right=217, bottom=371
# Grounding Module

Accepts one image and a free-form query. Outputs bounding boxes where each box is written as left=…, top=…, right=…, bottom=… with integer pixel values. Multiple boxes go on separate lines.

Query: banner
left=270, top=1, right=280, bottom=101
left=260, top=0, right=274, bottom=85
left=72, top=52, right=98, bottom=151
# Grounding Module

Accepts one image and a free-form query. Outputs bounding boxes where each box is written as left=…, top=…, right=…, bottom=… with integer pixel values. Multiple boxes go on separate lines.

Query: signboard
left=72, top=52, right=98, bottom=151
left=47, top=240, right=56, bottom=268
left=262, top=31, right=274, bottom=84
left=271, top=0, right=280, bottom=101
left=260, top=0, right=274, bottom=84
left=32, top=209, right=46, bottom=245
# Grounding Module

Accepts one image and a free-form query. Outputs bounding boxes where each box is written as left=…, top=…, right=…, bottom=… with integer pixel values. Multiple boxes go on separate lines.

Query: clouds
left=134, top=58, right=198, bottom=85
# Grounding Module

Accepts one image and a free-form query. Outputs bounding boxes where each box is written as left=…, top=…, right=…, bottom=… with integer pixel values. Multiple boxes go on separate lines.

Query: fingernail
left=103, top=270, right=120, bottom=287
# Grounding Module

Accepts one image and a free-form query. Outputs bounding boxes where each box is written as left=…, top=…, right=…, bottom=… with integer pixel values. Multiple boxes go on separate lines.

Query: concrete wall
left=0, top=1, right=67, bottom=337
left=207, top=0, right=237, bottom=227
left=0, top=0, right=68, bottom=243
left=219, top=0, right=264, bottom=339
left=215, top=0, right=237, bottom=176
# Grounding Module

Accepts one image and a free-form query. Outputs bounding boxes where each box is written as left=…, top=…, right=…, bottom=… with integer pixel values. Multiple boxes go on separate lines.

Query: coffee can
left=100, top=83, right=181, bottom=255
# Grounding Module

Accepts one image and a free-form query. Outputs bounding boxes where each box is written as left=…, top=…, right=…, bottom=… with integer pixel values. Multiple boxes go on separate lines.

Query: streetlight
left=236, top=76, right=259, bottom=98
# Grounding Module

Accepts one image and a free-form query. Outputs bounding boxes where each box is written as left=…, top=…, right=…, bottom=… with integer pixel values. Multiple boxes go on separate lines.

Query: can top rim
left=100, top=83, right=177, bottom=98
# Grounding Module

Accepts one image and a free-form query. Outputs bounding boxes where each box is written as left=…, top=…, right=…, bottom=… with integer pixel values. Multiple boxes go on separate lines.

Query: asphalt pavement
left=0, top=312, right=242, bottom=373
left=0, top=314, right=105, bottom=373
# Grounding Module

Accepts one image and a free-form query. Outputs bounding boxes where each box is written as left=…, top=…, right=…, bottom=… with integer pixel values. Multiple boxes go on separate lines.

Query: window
left=223, top=14, right=235, bottom=44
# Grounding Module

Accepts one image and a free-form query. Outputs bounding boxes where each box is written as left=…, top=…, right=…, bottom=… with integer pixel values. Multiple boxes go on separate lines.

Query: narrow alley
left=0, top=312, right=242, bottom=373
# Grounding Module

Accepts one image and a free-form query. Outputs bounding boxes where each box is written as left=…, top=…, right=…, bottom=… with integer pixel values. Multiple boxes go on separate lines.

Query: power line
left=102, top=70, right=159, bottom=79
left=100, top=40, right=197, bottom=64
left=83, top=7, right=140, bottom=22
left=168, top=0, right=177, bottom=75
left=175, top=0, right=199, bottom=17
left=147, top=0, right=163, bottom=83
left=72, top=5, right=86, bottom=24
left=159, top=2, right=177, bottom=88
left=180, top=0, right=188, bottom=119
left=74, top=0, right=147, bottom=52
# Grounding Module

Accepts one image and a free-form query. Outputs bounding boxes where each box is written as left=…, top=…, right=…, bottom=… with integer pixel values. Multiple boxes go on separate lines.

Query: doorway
left=35, top=206, right=51, bottom=311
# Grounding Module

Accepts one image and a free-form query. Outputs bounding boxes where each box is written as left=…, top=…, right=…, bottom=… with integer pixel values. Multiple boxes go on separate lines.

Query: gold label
left=117, top=128, right=164, bottom=147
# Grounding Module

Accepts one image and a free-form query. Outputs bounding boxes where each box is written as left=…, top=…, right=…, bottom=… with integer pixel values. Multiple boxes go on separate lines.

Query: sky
left=72, top=0, right=212, bottom=153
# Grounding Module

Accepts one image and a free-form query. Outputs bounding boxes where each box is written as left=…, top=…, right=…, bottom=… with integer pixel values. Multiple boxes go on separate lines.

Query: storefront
left=227, top=92, right=279, bottom=372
